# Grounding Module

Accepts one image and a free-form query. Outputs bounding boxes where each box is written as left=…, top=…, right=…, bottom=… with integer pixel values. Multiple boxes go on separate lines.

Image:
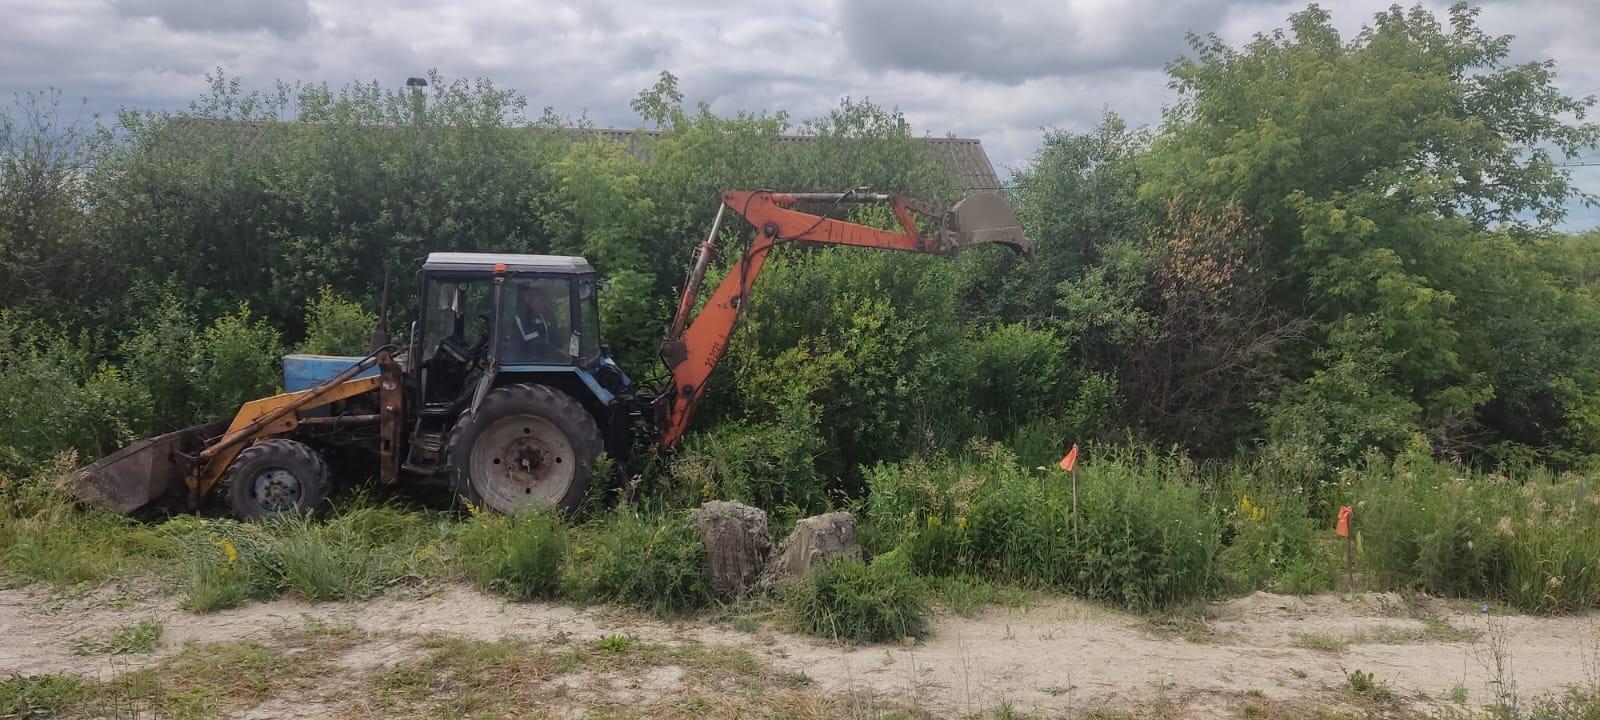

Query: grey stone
left=691, top=501, right=771, bottom=598
left=761, top=511, right=863, bottom=584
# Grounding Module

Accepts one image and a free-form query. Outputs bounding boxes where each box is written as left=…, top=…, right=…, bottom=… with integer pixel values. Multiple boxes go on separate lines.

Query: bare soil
left=3, top=583, right=1596, bottom=718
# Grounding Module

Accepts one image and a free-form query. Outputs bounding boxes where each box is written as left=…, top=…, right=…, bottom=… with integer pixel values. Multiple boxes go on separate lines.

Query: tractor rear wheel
left=226, top=438, right=331, bottom=521
left=447, top=384, right=603, bottom=514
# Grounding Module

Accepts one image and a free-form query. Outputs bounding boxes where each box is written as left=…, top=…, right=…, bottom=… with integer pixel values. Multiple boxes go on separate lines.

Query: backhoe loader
left=70, top=189, right=1031, bottom=519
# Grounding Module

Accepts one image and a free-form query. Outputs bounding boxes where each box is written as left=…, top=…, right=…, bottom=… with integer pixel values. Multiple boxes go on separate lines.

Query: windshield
left=500, top=277, right=573, bottom=364
left=496, top=276, right=602, bottom=365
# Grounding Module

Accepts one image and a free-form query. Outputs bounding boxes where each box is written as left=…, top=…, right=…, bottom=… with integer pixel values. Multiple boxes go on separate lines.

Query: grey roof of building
left=422, top=252, right=595, bottom=274
left=577, top=128, right=1001, bottom=194
left=160, top=118, right=1003, bottom=194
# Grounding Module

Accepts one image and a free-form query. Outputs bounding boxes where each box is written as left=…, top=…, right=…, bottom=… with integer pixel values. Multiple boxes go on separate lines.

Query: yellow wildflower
left=215, top=537, right=238, bottom=565
left=1239, top=494, right=1265, bottom=522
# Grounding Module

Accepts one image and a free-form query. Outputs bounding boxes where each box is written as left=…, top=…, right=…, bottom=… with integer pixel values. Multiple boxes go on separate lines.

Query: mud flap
left=69, top=422, right=227, bottom=514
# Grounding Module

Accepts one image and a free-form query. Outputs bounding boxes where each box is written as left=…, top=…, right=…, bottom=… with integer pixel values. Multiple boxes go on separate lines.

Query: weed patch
left=564, top=509, right=710, bottom=616
left=68, top=618, right=163, bottom=655
left=785, top=551, right=930, bottom=644
left=1288, top=632, right=1346, bottom=653
left=458, top=510, right=567, bottom=600
left=868, top=444, right=1222, bottom=611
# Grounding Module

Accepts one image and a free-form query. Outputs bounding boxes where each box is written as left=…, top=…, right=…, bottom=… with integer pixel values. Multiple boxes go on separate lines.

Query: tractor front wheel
left=226, top=438, right=331, bottom=521
left=447, top=384, right=603, bottom=514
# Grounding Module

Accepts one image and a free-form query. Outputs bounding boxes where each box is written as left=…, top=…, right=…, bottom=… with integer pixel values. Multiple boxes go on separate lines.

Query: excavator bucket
left=941, top=192, right=1033, bottom=258
left=68, top=421, right=225, bottom=514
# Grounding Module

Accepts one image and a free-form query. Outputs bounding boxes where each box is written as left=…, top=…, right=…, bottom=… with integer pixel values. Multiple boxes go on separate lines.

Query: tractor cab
left=414, top=253, right=603, bottom=395
left=403, top=253, right=636, bottom=499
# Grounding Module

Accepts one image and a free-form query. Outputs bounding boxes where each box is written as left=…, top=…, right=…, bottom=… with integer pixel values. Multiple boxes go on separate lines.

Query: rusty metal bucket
left=68, top=422, right=226, bottom=513
left=941, top=192, right=1033, bottom=258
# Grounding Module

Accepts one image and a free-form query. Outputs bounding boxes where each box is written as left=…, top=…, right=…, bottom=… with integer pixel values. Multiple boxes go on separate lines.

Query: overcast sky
left=2, top=0, right=1596, bottom=228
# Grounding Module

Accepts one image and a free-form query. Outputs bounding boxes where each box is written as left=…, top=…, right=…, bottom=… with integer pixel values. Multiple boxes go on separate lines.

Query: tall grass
left=0, top=455, right=180, bottom=587
left=868, top=443, right=1223, bottom=611
left=4, top=433, right=1597, bottom=626
left=1353, top=452, right=1600, bottom=612
left=457, top=510, right=568, bottom=600
left=563, top=509, right=710, bottom=616
left=163, top=502, right=454, bottom=611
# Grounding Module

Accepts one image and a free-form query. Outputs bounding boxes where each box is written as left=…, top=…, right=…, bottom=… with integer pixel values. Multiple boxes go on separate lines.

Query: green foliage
left=297, top=286, right=376, bottom=356
left=1218, top=481, right=1332, bottom=595
left=867, top=444, right=1223, bottom=611
left=669, top=412, right=827, bottom=514
left=0, top=673, right=89, bottom=718
left=1144, top=4, right=1600, bottom=458
left=1354, top=453, right=1600, bottom=612
left=120, top=296, right=284, bottom=431
left=960, top=323, right=1071, bottom=434
left=192, top=304, right=283, bottom=420
left=785, top=551, right=930, bottom=644
left=457, top=511, right=568, bottom=600
left=162, top=503, right=451, bottom=611
left=0, top=314, right=152, bottom=473
left=564, top=510, right=709, bottom=616
left=716, top=248, right=972, bottom=475
left=0, top=456, right=178, bottom=586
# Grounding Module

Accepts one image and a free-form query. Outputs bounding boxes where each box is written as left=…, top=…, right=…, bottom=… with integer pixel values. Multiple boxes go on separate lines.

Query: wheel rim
left=251, top=466, right=302, bottom=514
left=468, top=414, right=576, bottom=512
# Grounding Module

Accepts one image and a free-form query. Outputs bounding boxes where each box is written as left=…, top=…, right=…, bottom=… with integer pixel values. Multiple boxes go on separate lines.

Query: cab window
left=421, top=278, right=492, bottom=361
left=500, top=277, right=573, bottom=364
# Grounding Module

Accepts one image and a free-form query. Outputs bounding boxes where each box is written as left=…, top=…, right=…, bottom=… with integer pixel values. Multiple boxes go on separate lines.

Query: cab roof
left=422, top=252, right=595, bottom=275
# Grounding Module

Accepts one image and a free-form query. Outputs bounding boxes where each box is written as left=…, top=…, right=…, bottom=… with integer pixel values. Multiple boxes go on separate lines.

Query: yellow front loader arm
left=192, top=374, right=383, bottom=499
left=71, top=351, right=399, bottom=513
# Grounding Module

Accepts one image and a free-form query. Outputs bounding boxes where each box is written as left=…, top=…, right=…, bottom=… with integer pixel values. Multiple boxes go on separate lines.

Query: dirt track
left=3, top=583, right=1596, bottom=718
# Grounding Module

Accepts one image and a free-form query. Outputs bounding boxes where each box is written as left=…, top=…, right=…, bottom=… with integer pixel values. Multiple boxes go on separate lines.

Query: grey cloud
left=108, top=0, right=314, bottom=38
left=0, top=0, right=1594, bottom=228
left=834, top=0, right=1271, bottom=84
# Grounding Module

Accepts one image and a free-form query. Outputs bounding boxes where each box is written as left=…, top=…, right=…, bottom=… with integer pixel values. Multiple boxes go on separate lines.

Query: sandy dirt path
left=2, top=583, right=1595, bottom=718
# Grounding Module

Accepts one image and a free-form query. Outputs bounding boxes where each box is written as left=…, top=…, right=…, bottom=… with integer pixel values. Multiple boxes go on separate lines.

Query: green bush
left=785, top=551, right=929, bottom=643
left=564, top=510, right=709, bottom=616
left=868, top=443, right=1223, bottom=611
left=669, top=410, right=827, bottom=514
left=120, top=297, right=284, bottom=430
left=0, top=314, right=153, bottom=473
left=960, top=323, right=1070, bottom=435
left=457, top=511, right=568, bottom=600
left=1218, top=479, right=1332, bottom=595
left=192, top=304, right=283, bottom=420
left=297, top=287, right=376, bottom=356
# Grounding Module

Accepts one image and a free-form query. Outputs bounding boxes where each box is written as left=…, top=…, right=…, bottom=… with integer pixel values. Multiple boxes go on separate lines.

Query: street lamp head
left=406, top=77, right=428, bottom=87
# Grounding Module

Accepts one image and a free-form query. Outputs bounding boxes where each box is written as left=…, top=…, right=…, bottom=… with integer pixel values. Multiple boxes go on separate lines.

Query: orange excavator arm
left=656, top=189, right=1032, bottom=448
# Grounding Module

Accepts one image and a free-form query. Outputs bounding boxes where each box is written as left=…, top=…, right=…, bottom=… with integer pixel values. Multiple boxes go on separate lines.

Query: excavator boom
left=657, top=189, right=1032, bottom=448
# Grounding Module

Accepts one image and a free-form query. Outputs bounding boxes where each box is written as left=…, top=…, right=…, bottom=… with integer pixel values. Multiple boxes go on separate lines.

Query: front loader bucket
left=69, top=422, right=226, bottom=514
left=942, top=192, right=1034, bottom=258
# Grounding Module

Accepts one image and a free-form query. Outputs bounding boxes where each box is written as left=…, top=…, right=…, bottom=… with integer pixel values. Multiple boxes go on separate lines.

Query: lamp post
left=406, top=76, right=427, bottom=126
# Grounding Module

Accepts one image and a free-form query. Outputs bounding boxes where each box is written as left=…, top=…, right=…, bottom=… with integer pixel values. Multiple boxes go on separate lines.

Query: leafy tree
left=1143, top=3, right=1599, bottom=460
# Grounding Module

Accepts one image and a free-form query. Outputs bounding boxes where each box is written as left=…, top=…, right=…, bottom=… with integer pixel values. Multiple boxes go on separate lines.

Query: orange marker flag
left=1059, top=444, right=1080, bottom=472
left=1336, top=505, right=1353, bottom=538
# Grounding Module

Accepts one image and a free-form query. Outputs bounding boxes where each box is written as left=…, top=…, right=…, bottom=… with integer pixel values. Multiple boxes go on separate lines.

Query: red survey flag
left=1059, top=444, right=1080, bottom=472
left=1336, top=506, right=1353, bottom=537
